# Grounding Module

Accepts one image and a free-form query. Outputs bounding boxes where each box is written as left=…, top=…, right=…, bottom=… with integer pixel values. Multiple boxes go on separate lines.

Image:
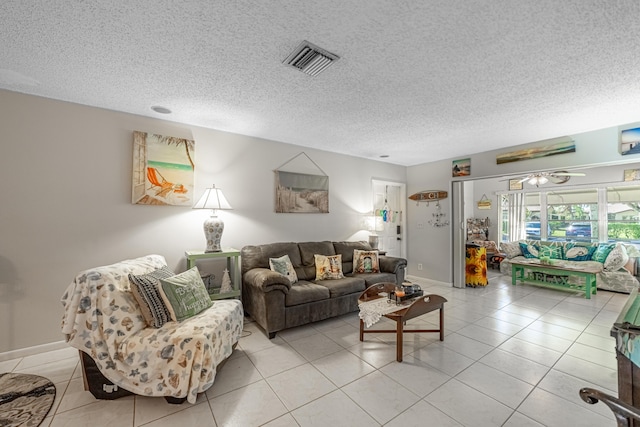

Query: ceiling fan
left=508, top=170, right=586, bottom=187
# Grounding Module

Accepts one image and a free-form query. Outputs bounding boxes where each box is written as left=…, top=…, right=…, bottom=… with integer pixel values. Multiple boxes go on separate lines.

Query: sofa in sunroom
left=499, top=240, right=640, bottom=293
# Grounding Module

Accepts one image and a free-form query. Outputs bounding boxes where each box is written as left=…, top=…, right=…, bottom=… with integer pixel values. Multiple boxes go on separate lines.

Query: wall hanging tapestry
left=0, top=373, right=56, bottom=427
left=132, top=131, right=195, bottom=206
left=274, top=152, right=329, bottom=213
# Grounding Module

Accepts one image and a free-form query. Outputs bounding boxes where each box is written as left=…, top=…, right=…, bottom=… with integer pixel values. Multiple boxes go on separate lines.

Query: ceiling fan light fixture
left=528, top=175, right=548, bottom=186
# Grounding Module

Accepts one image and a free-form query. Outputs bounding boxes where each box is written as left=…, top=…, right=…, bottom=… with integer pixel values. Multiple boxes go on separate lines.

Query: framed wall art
left=132, top=131, right=195, bottom=206
left=624, top=169, right=640, bottom=181
left=508, top=179, right=523, bottom=190
left=452, top=158, right=470, bottom=177
left=621, top=127, right=640, bottom=155
left=496, top=138, right=575, bottom=164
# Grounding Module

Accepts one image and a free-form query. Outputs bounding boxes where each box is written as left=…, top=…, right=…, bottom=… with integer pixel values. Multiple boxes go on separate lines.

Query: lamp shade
left=193, top=186, right=232, bottom=210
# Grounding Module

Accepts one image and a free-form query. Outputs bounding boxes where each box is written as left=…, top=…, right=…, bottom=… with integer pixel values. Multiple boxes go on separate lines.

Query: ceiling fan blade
left=551, top=171, right=586, bottom=177
left=549, top=175, right=571, bottom=184
left=518, top=177, right=530, bottom=183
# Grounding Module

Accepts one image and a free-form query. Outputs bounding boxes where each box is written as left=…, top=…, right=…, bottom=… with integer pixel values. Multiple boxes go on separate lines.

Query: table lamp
left=366, top=214, right=384, bottom=249
left=193, top=185, right=232, bottom=252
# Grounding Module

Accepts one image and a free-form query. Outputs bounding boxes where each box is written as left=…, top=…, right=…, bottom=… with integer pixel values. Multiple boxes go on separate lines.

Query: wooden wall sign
left=409, top=190, right=448, bottom=202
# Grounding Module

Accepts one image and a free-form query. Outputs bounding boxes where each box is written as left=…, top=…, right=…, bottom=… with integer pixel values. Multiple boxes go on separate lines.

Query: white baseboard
left=405, top=274, right=452, bottom=288
left=0, top=340, right=68, bottom=362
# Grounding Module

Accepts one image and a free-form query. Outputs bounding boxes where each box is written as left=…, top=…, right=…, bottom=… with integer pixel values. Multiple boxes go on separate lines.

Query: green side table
left=185, top=249, right=241, bottom=300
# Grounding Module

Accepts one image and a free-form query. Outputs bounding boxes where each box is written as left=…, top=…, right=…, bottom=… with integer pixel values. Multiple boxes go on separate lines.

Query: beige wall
left=0, top=90, right=407, bottom=355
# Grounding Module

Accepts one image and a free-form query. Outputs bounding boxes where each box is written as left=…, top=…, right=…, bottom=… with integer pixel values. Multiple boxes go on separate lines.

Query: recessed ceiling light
left=379, top=155, right=390, bottom=158
left=151, top=106, right=172, bottom=114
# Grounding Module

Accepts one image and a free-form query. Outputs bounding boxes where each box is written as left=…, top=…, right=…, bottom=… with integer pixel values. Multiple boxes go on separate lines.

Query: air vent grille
left=283, top=41, right=339, bottom=76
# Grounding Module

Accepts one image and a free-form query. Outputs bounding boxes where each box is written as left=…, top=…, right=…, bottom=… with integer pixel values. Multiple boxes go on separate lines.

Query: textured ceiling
left=2, top=1, right=640, bottom=166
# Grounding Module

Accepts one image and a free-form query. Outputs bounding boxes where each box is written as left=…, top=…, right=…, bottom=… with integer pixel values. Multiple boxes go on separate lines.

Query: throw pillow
left=353, top=249, right=380, bottom=273
left=538, top=245, right=563, bottom=260
left=269, top=254, right=298, bottom=284
left=501, top=242, right=522, bottom=258
left=314, top=254, right=344, bottom=280
left=592, top=243, right=616, bottom=264
left=604, top=243, right=629, bottom=272
left=158, top=266, right=213, bottom=322
left=129, top=266, right=175, bottom=328
left=519, top=242, right=539, bottom=259
left=564, top=244, right=596, bottom=261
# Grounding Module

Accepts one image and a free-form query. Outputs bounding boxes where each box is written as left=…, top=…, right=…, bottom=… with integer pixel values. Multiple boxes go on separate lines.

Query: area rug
left=0, top=373, right=56, bottom=427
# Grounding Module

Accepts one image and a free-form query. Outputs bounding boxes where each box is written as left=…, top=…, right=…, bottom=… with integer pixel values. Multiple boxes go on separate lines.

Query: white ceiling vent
left=283, top=41, right=339, bottom=76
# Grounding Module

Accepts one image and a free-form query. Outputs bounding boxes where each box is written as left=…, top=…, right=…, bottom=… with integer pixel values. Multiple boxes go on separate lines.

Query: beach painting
left=496, top=139, right=575, bottom=164
left=452, top=158, right=471, bottom=177
left=621, top=127, right=640, bottom=155
left=132, top=131, right=195, bottom=206
left=275, top=171, right=329, bottom=213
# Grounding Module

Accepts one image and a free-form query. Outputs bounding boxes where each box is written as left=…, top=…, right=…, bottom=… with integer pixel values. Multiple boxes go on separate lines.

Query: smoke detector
left=283, top=41, right=339, bottom=77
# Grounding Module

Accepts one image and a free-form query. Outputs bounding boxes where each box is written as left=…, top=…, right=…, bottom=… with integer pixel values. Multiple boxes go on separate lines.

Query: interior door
left=372, top=180, right=406, bottom=257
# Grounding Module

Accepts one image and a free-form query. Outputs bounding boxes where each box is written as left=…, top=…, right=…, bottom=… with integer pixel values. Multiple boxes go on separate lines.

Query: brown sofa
left=241, top=241, right=407, bottom=338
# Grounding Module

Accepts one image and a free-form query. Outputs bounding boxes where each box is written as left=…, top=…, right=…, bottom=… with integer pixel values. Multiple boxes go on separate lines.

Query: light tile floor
left=2, top=272, right=627, bottom=426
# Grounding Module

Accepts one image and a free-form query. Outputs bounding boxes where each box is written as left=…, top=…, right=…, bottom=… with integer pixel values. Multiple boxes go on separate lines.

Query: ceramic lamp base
left=204, top=216, right=224, bottom=252
left=368, top=234, right=379, bottom=250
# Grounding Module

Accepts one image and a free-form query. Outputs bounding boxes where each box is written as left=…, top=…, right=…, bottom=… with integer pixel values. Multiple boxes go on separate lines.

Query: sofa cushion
left=315, top=276, right=366, bottom=297
left=354, top=250, right=380, bottom=273
left=299, top=241, right=336, bottom=280
left=129, top=266, right=175, bottom=328
left=284, top=281, right=330, bottom=306
left=348, top=272, right=397, bottom=287
left=592, top=243, right=616, bottom=263
left=333, top=241, right=371, bottom=274
left=159, top=267, right=213, bottom=322
left=314, top=254, right=345, bottom=280
left=241, top=242, right=302, bottom=274
left=604, top=243, right=629, bottom=272
left=269, top=254, right=298, bottom=284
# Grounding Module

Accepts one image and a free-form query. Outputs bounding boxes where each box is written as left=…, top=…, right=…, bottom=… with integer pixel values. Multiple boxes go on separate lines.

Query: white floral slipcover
left=61, top=254, right=243, bottom=403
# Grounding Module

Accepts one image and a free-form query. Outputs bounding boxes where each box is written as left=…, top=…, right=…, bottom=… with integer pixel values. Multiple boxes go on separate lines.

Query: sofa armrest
left=379, top=256, right=408, bottom=274
left=243, top=268, right=291, bottom=293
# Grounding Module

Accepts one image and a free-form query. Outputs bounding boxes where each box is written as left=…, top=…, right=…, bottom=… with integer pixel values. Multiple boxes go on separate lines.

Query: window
left=499, top=184, right=640, bottom=245
left=607, top=186, right=640, bottom=242
left=547, top=189, right=598, bottom=242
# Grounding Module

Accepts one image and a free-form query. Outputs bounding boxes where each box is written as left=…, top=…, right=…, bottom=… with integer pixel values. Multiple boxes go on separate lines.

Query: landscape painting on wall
left=621, top=127, right=640, bottom=155
left=275, top=171, right=329, bottom=213
left=132, top=131, right=195, bottom=206
left=496, top=139, right=575, bottom=164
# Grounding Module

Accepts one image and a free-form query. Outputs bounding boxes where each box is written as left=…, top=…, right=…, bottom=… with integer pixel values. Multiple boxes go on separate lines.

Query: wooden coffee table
left=511, top=260, right=599, bottom=299
left=358, top=283, right=447, bottom=362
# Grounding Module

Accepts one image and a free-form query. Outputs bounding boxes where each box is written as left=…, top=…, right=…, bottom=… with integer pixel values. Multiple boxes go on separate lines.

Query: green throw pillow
left=592, top=243, right=615, bottom=263
left=519, top=242, right=539, bottom=259
left=538, top=245, right=563, bottom=260
left=158, top=266, right=213, bottom=322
